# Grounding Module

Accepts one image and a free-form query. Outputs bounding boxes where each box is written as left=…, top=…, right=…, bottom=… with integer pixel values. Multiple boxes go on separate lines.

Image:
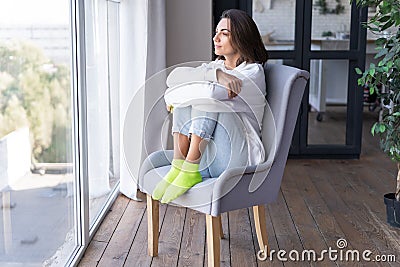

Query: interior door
left=213, top=0, right=368, bottom=159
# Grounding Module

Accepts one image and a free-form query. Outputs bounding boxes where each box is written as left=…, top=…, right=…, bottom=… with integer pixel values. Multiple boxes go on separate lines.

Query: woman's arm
left=167, top=62, right=243, bottom=99
left=166, top=63, right=221, bottom=87
left=164, top=82, right=230, bottom=108
left=165, top=62, right=265, bottom=109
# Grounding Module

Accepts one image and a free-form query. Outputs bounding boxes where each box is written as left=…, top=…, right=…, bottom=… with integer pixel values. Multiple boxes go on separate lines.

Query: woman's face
left=213, top=18, right=238, bottom=58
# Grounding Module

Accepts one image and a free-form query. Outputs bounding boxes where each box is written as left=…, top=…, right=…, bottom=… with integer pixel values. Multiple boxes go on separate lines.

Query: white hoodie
left=164, top=60, right=267, bottom=165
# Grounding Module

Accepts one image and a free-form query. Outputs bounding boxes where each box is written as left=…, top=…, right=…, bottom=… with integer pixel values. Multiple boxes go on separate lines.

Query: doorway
left=213, top=0, right=368, bottom=158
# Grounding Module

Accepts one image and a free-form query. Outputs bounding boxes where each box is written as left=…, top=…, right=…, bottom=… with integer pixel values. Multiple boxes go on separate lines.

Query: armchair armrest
left=212, top=159, right=274, bottom=201
left=139, top=150, right=174, bottom=179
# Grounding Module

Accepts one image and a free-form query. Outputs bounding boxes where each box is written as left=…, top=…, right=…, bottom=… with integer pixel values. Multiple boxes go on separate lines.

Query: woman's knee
left=171, top=106, right=192, bottom=136
left=188, top=110, right=218, bottom=141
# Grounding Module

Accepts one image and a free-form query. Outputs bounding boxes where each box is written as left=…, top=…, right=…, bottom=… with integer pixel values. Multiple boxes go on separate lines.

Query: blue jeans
left=172, top=106, right=249, bottom=178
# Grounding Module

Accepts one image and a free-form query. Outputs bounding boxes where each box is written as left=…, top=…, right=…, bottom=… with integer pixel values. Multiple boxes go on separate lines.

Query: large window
left=0, top=0, right=120, bottom=265
left=0, top=0, right=75, bottom=265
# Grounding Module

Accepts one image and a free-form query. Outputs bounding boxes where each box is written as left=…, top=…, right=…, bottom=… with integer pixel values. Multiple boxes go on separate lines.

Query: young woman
left=152, top=9, right=269, bottom=203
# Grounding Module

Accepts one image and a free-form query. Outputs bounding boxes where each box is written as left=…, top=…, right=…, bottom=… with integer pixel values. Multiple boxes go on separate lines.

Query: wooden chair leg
left=206, top=214, right=221, bottom=267
left=253, top=205, right=270, bottom=256
left=218, top=215, right=224, bottom=239
left=147, top=194, right=159, bottom=257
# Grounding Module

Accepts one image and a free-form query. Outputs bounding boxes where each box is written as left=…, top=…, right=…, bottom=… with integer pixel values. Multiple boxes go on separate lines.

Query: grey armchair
left=138, top=63, right=309, bottom=266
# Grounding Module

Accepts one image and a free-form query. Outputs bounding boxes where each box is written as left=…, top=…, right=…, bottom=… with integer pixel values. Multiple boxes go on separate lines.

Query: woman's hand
left=216, top=69, right=242, bottom=99
left=166, top=105, right=174, bottom=113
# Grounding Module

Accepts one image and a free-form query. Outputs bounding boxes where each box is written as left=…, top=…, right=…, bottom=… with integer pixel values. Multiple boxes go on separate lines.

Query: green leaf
left=371, top=123, right=377, bottom=136
left=379, top=124, right=386, bottom=133
left=381, top=20, right=395, bottom=31
left=370, top=87, right=375, bottom=94
left=369, top=68, right=376, bottom=76
left=395, top=12, right=400, bottom=25
left=378, top=15, right=391, bottom=23
left=395, top=59, right=400, bottom=68
left=376, top=38, right=387, bottom=46
left=355, top=68, right=363, bottom=75
left=380, top=3, right=391, bottom=14
left=375, top=47, right=388, bottom=58
left=368, top=26, right=380, bottom=32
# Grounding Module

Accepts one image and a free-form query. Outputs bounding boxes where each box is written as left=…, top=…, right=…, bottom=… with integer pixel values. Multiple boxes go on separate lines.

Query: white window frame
left=66, top=0, right=121, bottom=265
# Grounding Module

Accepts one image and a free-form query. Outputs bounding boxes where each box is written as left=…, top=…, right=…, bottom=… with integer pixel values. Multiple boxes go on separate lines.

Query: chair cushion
left=141, top=165, right=217, bottom=214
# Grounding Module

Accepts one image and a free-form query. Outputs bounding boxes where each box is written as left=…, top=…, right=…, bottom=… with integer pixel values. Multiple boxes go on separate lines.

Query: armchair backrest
left=261, top=64, right=309, bottom=163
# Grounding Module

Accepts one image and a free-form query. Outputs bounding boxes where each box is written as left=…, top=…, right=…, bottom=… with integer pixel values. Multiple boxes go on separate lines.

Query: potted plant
left=354, top=0, right=400, bottom=227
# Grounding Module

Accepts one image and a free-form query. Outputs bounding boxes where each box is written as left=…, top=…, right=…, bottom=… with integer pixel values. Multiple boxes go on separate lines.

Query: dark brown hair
left=217, top=9, right=269, bottom=66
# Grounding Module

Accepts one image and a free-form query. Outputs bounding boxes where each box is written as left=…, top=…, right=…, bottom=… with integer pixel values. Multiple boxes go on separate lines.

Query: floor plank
left=97, top=200, right=146, bottom=267
left=329, top=161, right=400, bottom=266
left=288, top=161, right=349, bottom=266
left=308, top=161, right=382, bottom=266
left=93, top=194, right=130, bottom=243
left=151, top=205, right=186, bottom=267
left=124, top=202, right=168, bottom=267
left=281, top=165, right=337, bottom=266
left=177, top=208, right=206, bottom=267
left=267, top=191, right=310, bottom=267
left=78, top=240, right=108, bottom=267
left=228, top=208, right=257, bottom=267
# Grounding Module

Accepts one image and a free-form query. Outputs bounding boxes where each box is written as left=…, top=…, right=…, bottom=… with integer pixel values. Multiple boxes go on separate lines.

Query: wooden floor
left=78, top=110, right=400, bottom=267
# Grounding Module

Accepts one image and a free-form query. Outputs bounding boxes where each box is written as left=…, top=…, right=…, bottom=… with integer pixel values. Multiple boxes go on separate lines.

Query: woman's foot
left=152, top=159, right=184, bottom=200
left=161, top=161, right=202, bottom=203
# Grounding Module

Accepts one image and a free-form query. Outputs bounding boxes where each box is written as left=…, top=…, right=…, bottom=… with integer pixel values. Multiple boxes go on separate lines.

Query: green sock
left=161, top=161, right=202, bottom=204
left=152, top=159, right=184, bottom=200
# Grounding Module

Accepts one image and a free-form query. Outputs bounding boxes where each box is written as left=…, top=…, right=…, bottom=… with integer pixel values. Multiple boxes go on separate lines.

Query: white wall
left=0, top=127, right=31, bottom=190
left=166, top=0, right=212, bottom=67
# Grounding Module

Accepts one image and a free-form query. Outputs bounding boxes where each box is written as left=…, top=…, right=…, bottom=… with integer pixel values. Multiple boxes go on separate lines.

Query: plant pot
left=383, top=193, right=400, bottom=228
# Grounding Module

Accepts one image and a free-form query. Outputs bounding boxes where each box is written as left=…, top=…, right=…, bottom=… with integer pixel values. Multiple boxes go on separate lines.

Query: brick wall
left=253, top=0, right=352, bottom=41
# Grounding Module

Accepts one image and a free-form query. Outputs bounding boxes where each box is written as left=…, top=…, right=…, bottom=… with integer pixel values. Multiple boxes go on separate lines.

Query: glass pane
left=0, top=0, right=76, bottom=265
left=85, top=0, right=120, bottom=225
left=308, top=59, right=348, bottom=145
left=311, top=0, right=351, bottom=50
left=252, top=0, right=296, bottom=50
